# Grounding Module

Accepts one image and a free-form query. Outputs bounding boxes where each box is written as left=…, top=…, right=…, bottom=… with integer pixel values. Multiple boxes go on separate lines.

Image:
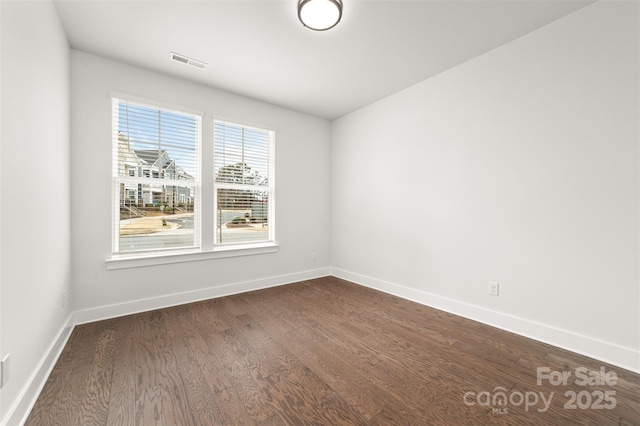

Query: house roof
left=134, top=150, right=168, bottom=168
left=117, top=136, right=142, bottom=165
left=133, top=149, right=194, bottom=180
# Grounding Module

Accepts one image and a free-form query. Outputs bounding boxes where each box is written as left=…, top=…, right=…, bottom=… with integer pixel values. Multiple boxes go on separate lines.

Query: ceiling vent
left=169, top=51, right=207, bottom=69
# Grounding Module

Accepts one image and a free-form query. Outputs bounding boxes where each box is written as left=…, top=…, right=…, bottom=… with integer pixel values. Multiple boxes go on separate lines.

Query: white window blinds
left=214, top=120, right=275, bottom=245
left=112, top=97, right=201, bottom=254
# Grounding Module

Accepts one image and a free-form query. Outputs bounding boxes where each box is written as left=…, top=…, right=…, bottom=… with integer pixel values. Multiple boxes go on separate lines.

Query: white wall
left=331, top=1, right=639, bottom=372
left=0, top=1, right=71, bottom=423
left=71, top=51, right=331, bottom=317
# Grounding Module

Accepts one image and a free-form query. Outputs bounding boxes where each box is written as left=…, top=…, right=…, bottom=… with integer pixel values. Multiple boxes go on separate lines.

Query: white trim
left=74, top=267, right=330, bottom=325
left=109, top=90, right=204, bottom=117
left=106, top=243, right=279, bottom=270
left=213, top=119, right=276, bottom=246
left=331, top=267, right=640, bottom=374
left=212, top=115, right=277, bottom=135
left=116, top=175, right=199, bottom=187
left=1, top=316, right=74, bottom=426
left=112, top=97, right=203, bottom=255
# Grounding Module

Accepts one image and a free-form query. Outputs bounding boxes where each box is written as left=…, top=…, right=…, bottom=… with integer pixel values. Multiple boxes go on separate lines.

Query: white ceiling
left=53, top=0, right=592, bottom=120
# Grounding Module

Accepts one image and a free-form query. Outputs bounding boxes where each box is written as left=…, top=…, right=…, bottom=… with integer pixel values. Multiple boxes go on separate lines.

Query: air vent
left=169, top=51, right=207, bottom=69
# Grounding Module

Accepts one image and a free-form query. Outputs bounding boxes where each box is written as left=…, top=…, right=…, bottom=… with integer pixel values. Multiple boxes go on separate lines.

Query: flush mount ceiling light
left=298, top=0, right=342, bottom=31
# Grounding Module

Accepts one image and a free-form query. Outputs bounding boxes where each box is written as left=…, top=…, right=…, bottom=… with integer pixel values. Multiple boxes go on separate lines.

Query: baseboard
left=73, top=267, right=332, bottom=325
left=331, top=267, right=640, bottom=374
left=2, top=316, right=74, bottom=426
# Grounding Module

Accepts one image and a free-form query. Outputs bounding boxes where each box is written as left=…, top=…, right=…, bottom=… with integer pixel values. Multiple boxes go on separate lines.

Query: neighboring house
left=118, top=134, right=193, bottom=208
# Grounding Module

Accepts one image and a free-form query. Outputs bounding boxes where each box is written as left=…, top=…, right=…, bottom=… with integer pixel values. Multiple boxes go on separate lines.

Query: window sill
left=106, top=243, right=279, bottom=270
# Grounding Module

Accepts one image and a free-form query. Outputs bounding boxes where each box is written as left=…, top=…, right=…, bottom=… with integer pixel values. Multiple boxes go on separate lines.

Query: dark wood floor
left=26, top=277, right=639, bottom=425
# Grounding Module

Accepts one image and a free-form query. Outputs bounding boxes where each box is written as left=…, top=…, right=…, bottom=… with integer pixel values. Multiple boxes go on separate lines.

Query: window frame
left=213, top=119, right=276, bottom=248
left=111, top=94, right=202, bottom=257
left=107, top=94, right=279, bottom=269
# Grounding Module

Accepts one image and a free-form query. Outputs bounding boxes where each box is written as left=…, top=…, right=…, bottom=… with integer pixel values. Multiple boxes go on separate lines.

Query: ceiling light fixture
left=298, top=0, right=342, bottom=31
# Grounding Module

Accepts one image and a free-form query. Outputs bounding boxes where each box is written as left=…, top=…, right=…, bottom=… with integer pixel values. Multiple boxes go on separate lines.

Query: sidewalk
left=120, top=215, right=183, bottom=235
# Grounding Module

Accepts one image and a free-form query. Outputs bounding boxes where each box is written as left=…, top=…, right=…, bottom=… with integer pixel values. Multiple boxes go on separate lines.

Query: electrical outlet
left=488, top=281, right=499, bottom=296
left=311, top=251, right=317, bottom=262
left=62, top=289, right=68, bottom=307
left=1, top=354, right=10, bottom=388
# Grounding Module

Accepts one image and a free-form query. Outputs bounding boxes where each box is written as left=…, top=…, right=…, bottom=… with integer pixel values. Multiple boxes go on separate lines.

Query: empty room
left=1, top=0, right=639, bottom=424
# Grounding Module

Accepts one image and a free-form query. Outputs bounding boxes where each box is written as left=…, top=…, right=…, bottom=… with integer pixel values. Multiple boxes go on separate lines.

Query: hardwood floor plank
left=173, top=304, right=235, bottom=394
left=24, top=365, right=75, bottom=426
left=259, top=365, right=368, bottom=425
left=283, top=324, right=392, bottom=420
left=155, top=318, right=197, bottom=424
left=130, top=311, right=165, bottom=392
left=73, top=326, right=117, bottom=425
left=230, top=356, right=279, bottom=423
left=134, top=385, right=165, bottom=426
left=105, top=316, right=137, bottom=426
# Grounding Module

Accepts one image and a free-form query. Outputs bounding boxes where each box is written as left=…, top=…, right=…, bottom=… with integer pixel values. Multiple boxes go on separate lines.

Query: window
left=214, top=120, right=275, bottom=246
left=109, top=97, right=277, bottom=267
left=112, top=97, right=201, bottom=255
